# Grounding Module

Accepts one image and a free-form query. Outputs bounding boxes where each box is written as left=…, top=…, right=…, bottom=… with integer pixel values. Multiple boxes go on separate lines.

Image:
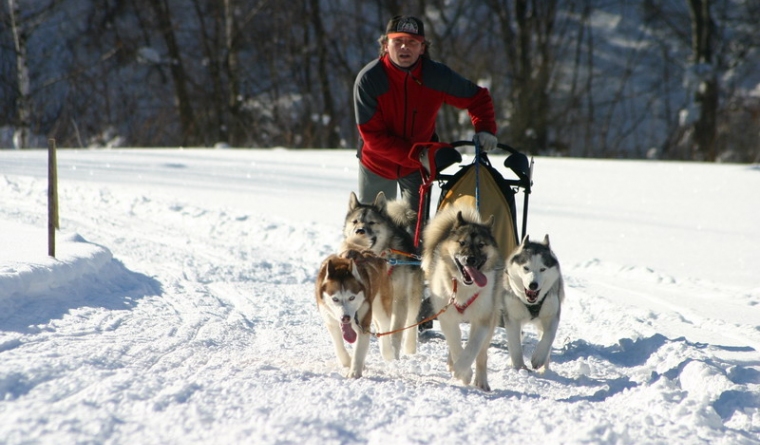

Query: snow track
left=1, top=150, right=758, bottom=444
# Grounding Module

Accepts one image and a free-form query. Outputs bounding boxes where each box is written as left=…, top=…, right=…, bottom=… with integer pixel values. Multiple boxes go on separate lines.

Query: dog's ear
left=326, top=258, right=337, bottom=278
left=455, top=210, right=467, bottom=227
left=542, top=234, right=551, bottom=247
left=348, top=192, right=360, bottom=211
left=341, top=249, right=359, bottom=261
left=349, top=259, right=363, bottom=284
left=484, top=214, right=495, bottom=229
left=373, top=191, right=387, bottom=210
left=521, top=234, right=530, bottom=245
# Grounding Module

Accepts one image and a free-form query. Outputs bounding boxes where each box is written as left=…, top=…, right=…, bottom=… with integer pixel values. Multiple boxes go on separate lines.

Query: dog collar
left=450, top=279, right=480, bottom=314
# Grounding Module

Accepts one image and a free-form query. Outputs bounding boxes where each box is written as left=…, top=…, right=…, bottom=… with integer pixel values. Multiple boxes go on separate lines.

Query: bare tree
left=645, top=0, right=760, bottom=162
left=222, top=0, right=270, bottom=146
left=2, top=0, right=758, bottom=159
left=487, top=0, right=557, bottom=154
left=7, top=0, right=32, bottom=148
left=308, top=0, right=340, bottom=148
left=686, top=0, right=718, bottom=161
left=149, top=0, right=198, bottom=146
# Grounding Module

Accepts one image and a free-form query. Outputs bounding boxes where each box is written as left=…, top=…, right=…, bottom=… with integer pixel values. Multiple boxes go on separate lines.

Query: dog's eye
left=459, top=240, right=466, bottom=246
left=523, top=266, right=530, bottom=272
left=349, top=296, right=355, bottom=301
left=478, top=243, right=485, bottom=249
left=540, top=267, right=546, bottom=272
left=332, top=297, right=339, bottom=302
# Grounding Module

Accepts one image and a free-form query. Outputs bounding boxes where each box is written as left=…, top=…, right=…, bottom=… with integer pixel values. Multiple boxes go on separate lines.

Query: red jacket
left=354, top=55, right=497, bottom=179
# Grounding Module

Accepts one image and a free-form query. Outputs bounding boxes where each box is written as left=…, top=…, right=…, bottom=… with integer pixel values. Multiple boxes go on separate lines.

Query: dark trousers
left=357, top=162, right=423, bottom=213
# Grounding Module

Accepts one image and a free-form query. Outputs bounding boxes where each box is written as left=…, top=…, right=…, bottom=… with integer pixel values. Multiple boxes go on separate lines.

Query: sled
left=410, top=139, right=533, bottom=259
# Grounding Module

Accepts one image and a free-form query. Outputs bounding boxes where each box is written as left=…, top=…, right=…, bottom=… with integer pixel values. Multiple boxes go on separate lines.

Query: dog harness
left=381, top=248, right=422, bottom=276
left=524, top=298, right=544, bottom=319
left=450, top=279, right=480, bottom=314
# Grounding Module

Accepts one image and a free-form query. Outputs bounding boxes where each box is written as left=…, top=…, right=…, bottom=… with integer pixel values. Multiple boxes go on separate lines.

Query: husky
left=502, top=235, right=565, bottom=372
left=315, top=250, right=395, bottom=378
left=421, top=205, right=503, bottom=391
left=342, top=191, right=424, bottom=358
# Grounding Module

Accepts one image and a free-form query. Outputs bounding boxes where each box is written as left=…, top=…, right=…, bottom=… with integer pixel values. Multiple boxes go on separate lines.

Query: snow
left=1, top=148, right=759, bottom=444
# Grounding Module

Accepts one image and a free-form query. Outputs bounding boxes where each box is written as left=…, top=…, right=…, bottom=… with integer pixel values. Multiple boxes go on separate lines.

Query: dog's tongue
left=341, top=322, right=357, bottom=343
left=465, top=266, right=488, bottom=287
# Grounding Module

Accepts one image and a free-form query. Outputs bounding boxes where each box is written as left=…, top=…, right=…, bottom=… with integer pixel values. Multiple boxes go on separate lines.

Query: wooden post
left=48, top=138, right=58, bottom=257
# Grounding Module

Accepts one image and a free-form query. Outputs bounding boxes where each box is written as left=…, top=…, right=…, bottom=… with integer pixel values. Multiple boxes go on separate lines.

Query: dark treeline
left=1, top=0, right=759, bottom=162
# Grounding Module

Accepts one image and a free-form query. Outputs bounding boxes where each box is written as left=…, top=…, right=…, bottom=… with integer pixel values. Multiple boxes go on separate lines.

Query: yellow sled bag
left=437, top=154, right=519, bottom=258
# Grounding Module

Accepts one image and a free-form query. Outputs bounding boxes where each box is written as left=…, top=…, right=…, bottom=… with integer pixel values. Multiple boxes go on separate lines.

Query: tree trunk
left=489, top=0, right=556, bottom=155
left=8, top=0, right=31, bottom=149
left=224, top=0, right=240, bottom=145
left=149, top=0, right=198, bottom=146
left=309, top=0, right=339, bottom=148
left=687, top=0, right=718, bottom=161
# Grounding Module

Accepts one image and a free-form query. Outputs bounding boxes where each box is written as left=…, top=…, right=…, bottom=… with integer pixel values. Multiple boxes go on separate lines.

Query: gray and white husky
left=341, top=191, right=423, bottom=358
left=421, top=205, right=503, bottom=391
left=502, top=235, right=565, bottom=371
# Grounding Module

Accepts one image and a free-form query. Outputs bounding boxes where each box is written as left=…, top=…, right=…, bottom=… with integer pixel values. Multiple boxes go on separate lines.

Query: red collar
left=450, top=279, right=480, bottom=314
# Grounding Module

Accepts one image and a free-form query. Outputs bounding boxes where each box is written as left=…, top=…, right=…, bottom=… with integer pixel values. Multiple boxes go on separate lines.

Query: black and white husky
left=502, top=235, right=565, bottom=372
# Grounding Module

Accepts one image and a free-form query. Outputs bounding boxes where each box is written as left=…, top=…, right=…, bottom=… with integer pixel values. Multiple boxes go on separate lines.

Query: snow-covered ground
left=1, top=148, right=759, bottom=444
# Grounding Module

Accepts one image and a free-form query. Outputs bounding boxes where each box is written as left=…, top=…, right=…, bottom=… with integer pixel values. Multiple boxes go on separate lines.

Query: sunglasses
left=389, top=38, right=423, bottom=49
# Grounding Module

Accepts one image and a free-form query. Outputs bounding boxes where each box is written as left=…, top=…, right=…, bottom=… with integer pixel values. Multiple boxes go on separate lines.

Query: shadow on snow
left=0, top=257, right=163, bottom=334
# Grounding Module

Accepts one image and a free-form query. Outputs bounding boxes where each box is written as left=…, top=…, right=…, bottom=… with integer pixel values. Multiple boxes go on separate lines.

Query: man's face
left=386, top=36, right=425, bottom=68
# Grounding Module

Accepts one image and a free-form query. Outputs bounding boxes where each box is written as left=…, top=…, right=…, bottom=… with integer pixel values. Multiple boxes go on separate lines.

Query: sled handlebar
left=412, top=140, right=534, bottom=246
left=451, top=140, right=520, bottom=155
left=450, top=140, right=531, bottom=184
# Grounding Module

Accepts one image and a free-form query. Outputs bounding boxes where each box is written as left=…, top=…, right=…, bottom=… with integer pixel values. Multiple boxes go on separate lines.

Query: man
left=353, top=15, right=498, bottom=214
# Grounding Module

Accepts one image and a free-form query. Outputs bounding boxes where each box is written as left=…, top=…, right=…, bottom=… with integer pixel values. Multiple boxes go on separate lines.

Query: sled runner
left=411, top=139, right=533, bottom=259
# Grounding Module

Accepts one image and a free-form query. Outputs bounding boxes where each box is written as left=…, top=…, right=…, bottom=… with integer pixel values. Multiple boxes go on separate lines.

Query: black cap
left=386, top=16, right=425, bottom=40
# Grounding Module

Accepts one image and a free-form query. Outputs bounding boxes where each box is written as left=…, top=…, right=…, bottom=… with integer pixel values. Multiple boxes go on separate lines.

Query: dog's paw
left=346, top=368, right=363, bottom=379
left=531, top=356, right=550, bottom=372
left=453, top=364, right=473, bottom=385
left=403, top=344, right=417, bottom=355
left=403, top=331, right=417, bottom=355
left=381, top=352, right=395, bottom=362
left=510, top=359, right=527, bottom=370
left=473, top=377, right=491, bottom=392
left=531, top=361, right=550, bottom=374
left=509, top=364, right=530, bottom=374
left=380, top=345, right=396, bottom=362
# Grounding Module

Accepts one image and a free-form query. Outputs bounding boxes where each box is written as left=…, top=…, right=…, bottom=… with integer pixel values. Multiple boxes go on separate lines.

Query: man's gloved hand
left=474, top=131, right=498, bottom=152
